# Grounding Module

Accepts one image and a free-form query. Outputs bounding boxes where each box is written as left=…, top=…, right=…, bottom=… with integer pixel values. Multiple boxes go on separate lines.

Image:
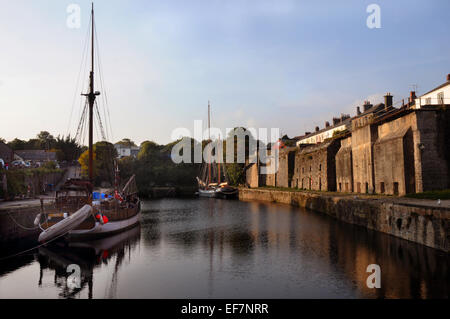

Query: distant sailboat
left=197, top=102, right=238, bottom=199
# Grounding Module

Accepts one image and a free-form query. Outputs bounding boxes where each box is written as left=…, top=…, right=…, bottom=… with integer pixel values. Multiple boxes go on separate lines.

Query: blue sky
left=1, top=0, right=449, bottom=145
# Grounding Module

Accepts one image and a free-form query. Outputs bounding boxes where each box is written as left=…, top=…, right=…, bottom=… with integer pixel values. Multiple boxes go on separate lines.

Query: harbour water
left=0, top=198, right=448, bottom=299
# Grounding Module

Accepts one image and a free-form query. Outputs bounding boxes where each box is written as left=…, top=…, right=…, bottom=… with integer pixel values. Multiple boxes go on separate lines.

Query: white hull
left=38, top=205, right=93, bottom=243
left=198, top=188, right=217, bottom=198
left=68, top=211, right=141, bottom=240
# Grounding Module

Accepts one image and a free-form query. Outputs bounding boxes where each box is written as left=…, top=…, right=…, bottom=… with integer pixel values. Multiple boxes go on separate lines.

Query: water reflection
left=0, top=199, right=448, bottom=299
left=37, top=226, right=140, bottom=299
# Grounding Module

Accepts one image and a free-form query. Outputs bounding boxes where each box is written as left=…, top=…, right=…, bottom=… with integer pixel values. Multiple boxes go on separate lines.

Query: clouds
left=0, top=1, right=450, bottom=145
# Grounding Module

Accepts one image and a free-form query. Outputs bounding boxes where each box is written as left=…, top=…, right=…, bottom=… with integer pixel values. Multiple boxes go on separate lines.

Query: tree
left=8, top=138, right=27, bottom=150
left=78, top=142, right=117, bottom=186
left=116, top=138, right=137, bottom=147
left=37, top=131, right=56, bottom=150
left=54, top=135, right=84, bottom=162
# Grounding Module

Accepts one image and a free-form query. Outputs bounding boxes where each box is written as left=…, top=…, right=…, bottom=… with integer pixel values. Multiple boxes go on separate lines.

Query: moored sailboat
left=196, top=102, right=238, bottom=199
left=37, top=4, right=141, bottom=243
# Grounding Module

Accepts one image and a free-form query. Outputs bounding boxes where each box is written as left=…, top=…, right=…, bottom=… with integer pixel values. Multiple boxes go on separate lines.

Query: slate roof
left=15, top=150, right=57, bottom=162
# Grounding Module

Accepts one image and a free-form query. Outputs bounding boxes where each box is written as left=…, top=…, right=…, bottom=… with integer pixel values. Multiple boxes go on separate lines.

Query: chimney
left=410, top=91, right=416, bottom=101
left=384, top=93, right=393, bottom=109
left=325, top=121, right=330, bottom=128
left=357, top=106, right=362, bottom=115
left=447, top=74, right=450, bottom=82
left=315, top=126, right=320, bottom=132
left=332, top=117, right=340, bottom=125
left=341, top=114, right=350, bottom=122
left=363, top=101, right=373, bottom=112
left=305, top=131, right=311, bottom=136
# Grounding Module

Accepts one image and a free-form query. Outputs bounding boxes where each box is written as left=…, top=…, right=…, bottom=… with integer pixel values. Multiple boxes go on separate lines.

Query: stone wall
left=336, top=136, right=353, bottom=192
left=416, top=110, right=450, bottom=192
left=239, top=188, right=450, bottom=252
left=276, top=147, right=296, bottom=188
left=351, top=115, right=378, bottom=194
left=293, top=139, right=340, bottom=191
left=245, top=163, right=260, bottom=188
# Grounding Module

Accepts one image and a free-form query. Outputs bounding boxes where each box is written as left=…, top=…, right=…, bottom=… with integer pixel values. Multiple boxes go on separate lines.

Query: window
left=380, top=182, right=385, bottom=194
left=365, top=183, right=369, bottom=194
left=319, top=164, right=322, bottom=171
left=438, top=92, right=444, bottom=104
left=357, top=182, right=361, bottom=193
left=339, top=183, right=342, bottom=191
left=426, top=97, right=432, bottom=105
left=394, top=182, right=399, bottom=196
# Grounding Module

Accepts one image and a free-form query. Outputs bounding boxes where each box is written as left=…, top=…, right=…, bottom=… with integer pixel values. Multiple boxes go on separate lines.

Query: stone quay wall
left=239, top=188, right=450, bottom=252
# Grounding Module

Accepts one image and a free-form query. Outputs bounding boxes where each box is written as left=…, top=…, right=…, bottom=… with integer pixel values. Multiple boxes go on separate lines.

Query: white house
left=297, top=123, right=347, bottom=145
left=114, top=144, right=140, bottom=159
left=415, top=74, right=450, bottom=108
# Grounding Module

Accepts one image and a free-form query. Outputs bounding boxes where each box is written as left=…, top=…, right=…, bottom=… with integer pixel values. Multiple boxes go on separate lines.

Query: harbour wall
left=239, top=188, right=450, bottom=252
left=0, top=202, right=53, bottom=243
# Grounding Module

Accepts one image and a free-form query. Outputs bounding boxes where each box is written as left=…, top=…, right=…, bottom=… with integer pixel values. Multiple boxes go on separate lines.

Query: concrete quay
left=239, top=188, right=450, bottom=252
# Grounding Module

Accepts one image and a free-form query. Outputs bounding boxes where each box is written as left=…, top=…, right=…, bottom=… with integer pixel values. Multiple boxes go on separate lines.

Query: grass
left=406, top=189, right=450, bottom=200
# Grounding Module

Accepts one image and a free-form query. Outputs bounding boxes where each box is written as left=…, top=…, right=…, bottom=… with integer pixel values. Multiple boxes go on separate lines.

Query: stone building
left=276, top=147, right=296, bottom=188
left=15, top=150, right=57, bottom=164
left=349, top=102, right=386, bottom=194
left=373, top=107, right=450, bottom=195
left=245, top=162, right=260, bottom=188
left=335, top=135, right=353, bottom=192
left=292, top=139, right=341, bottom=191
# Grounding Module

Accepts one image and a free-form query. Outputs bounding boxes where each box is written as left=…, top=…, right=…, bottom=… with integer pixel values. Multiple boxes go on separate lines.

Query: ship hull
left=198, top=188, right=218, bottom=198
left=68, top=210, right=141, bottom=241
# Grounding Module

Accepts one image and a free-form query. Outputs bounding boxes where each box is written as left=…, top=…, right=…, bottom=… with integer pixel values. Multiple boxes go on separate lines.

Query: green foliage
left=116, top=138, right=137, bottom=147
left=1, top=168, right=62, bottom=199
left=226, top=163, right=245, bottom=186
left=406, top=189, right=450, bottom=200
left=118, top=128, right=264, bottom=195
left=120, top=139, right=200, bottom=196
left=7, top=132, right=84, bottom=162
left=78, top=141, right=117, bottom=186
left=42, top=161, right=57, bottom=170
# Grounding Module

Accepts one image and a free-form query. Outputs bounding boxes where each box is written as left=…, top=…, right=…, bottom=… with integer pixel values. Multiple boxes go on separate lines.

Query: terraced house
left=246, top=74, right=450, bottom=196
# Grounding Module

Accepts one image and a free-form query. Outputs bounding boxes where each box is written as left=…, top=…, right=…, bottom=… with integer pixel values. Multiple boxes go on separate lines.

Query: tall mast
left=83, top=2, right=100, bottom=184
left=208, top=101, right=211, bottom=186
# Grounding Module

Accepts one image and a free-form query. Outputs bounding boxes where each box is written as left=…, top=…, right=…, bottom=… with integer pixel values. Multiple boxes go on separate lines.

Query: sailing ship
left=37, top=4, right=140, bottom=243
left=196, top=102, right=238, bottom=199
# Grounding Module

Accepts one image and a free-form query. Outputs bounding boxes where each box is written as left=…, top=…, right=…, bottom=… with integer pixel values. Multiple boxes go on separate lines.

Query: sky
left=1, top=0, right=450, bottom=145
